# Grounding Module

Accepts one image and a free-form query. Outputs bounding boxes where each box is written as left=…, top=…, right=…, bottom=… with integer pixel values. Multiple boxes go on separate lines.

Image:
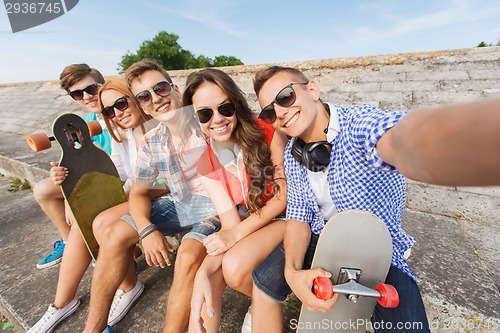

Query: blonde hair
left=98, top=78, right=152, bottom=142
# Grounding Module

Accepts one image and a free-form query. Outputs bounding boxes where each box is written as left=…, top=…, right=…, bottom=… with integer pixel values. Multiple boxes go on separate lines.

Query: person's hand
left=190, top=271, right=215, bottom=333
left=203, top=229, right=239, bottom=256
left=285, top=267, right=338, bottom=312
left=142, top=230, right=174, bottom=268
left=49, top=162, right=68, bottom=186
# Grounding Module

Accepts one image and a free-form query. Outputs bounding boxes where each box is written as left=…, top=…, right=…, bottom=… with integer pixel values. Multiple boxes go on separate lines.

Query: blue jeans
left=121, top=193, right=220, bottom=242
left=252, top=234, right=318, bottom=302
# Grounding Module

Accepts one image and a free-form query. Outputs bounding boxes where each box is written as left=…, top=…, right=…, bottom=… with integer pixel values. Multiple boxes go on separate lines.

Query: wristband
left=139, top=223, right=156, bottom=237
left=139, top=227, right=157, bottom=243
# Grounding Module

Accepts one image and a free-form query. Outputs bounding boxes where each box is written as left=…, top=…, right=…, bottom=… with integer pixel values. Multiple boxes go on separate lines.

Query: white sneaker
left=107, top=280, right=144, bottom=326
left=241, top=308, right=251, bottom=333
left=27, top=298, right=80, bottom=333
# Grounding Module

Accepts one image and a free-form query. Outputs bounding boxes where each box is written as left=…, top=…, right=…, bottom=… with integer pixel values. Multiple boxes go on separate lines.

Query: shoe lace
left=42, top=241, right=63, bottom=261
left=32, top=306, right=56, bottom=332
left=109, top=290, right=125, bottom=314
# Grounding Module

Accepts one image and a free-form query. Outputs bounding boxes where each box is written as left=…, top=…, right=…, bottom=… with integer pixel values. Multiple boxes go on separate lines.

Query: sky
left=0, top=0, right=499, bottom=84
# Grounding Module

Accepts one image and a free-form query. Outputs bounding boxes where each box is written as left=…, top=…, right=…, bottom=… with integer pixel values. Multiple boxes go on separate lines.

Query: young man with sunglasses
left=33, top=63, right=111, bottom=270
left=84, top=61, right=220, bottom=333
left=249, top=66, right=500, bottom=332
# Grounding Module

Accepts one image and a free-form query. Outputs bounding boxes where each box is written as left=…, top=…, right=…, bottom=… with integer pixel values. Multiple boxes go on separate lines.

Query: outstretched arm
left=378, top=98, right=500, bottom=186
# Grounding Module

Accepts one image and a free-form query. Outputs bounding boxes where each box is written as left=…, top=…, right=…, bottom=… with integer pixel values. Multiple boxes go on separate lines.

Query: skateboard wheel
left=26, top=133, right=52, bottom=152
left=87, top=121, right=102, bottom=136
left=313, top=277, right=334, bottom=300
left=376, top=283, right=399, bottom=308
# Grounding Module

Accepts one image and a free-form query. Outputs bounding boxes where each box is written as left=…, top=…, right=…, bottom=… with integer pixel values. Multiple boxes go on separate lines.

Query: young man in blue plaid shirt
left=247, top=66, right=500, bottom=333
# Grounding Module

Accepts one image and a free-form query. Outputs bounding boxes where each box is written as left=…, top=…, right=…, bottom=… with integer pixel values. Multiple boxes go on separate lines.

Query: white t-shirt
left=306, top=103, right=341, bottom=222
left=110, top=128, right=137, bottom=182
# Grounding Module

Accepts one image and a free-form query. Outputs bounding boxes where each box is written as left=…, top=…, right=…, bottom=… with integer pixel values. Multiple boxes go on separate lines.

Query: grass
left=0, top=313, right=17, bottom=333
left=284, top=293, right=302, bottom=312
left=7, top=177, right=30, bottom=192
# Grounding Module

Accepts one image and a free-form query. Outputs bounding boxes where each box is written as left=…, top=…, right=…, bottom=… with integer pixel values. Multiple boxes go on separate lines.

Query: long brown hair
left=183, top=68, right=278, bottom=213
left=98, top=78, right=152, bottom=143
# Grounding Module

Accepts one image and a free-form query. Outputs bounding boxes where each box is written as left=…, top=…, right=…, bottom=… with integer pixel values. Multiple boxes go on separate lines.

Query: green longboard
left=52, top=113, right=126, bottom=259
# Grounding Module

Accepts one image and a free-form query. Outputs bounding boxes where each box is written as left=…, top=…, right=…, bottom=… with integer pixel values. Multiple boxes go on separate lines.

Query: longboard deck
left=66, top=172, right=126, bottom=259
left=297, top=210, right=393, bottom=333
left=52, top=114, right=126, bottom=260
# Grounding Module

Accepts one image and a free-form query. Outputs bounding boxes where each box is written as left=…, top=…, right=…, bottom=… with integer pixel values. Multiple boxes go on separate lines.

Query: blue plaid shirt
left=285, top=104, right=417, bottom=281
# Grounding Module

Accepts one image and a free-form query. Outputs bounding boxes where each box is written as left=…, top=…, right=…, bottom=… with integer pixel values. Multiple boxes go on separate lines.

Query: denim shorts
left=252, top=233, right=318, bottom=302
left=121, top=193, right=221, bottom=243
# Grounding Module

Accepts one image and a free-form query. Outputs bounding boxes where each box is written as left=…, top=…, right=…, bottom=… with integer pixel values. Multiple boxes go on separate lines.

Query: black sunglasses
left=101, top=96, right=129, bottom=119
left=196, top=103, right=236, bottom=124
left=68, top=83, right=101, bottom=101
left=258, top=82, right=308, bottom=124
left=135, top=81, right=174, bottom=107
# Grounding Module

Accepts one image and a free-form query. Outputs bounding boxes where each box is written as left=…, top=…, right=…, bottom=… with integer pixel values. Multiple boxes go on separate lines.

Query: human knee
left=33, top=177, right=59, bottom=202
left=174, top=241, right=206, bottom=275
left=222, top=254, right=248, bottom=289
left=93, top=211, right=118, bottom=243
left=100, top=221, right=137, bottom=250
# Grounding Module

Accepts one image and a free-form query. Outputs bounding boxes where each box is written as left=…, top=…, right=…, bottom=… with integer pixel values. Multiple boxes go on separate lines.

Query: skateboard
left=297, top=210, right=399, bottom=333
left=26, top=113, right=126, bottom=259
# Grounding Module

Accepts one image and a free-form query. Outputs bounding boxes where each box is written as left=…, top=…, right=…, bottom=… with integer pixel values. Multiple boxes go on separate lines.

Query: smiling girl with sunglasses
left=98, top=79, right=160, bottom=192
left=182, top=68, right=288, bottom=333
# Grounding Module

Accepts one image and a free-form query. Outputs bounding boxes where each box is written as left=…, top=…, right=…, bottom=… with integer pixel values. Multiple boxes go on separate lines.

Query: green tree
left=477, top=41, right=492, bottom=47
left=194, top=55, right=212, bottom=68
left=211, top=55, right=243, bottom=67
left=118, top=31, right=243, bottom=73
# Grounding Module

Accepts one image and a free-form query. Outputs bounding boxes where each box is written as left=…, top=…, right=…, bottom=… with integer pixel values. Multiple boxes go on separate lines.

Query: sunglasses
left=258, top=82, right=308, bottom=124
left=101, top=96, right=129, bottom=119
left=196, top=103, right=236, bottom=124
left=135, top=81, right=174, bottom=107
left=68, top=83, right=101, bottom=101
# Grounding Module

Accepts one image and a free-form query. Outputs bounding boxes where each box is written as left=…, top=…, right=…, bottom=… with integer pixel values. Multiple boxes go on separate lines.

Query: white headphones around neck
left=210, top=138, right=242, bottom=167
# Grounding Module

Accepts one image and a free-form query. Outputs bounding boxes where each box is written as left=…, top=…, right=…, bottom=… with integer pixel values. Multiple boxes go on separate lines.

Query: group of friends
left=28, top=60, right=500, bottom=333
